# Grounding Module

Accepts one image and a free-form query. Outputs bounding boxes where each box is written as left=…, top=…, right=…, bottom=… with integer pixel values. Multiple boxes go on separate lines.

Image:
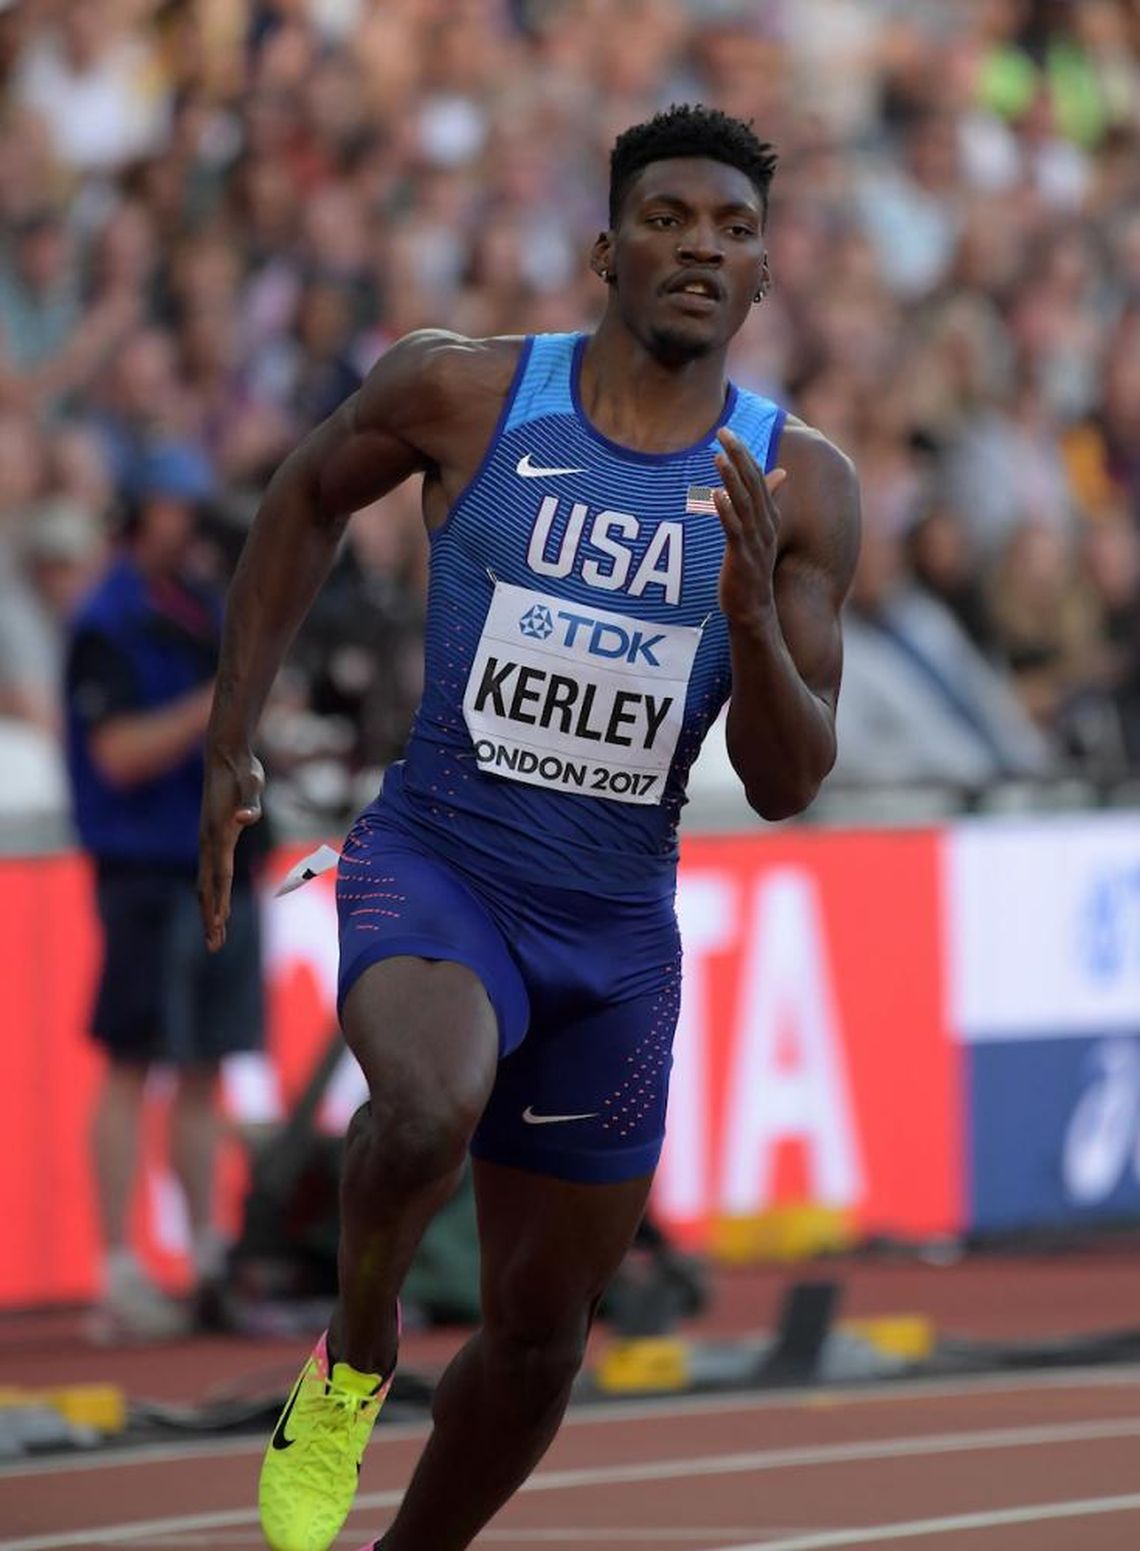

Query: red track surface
left=5, top=1372, right=1140, bottom=1549
left=4, top=1255, right=1140, bottom=1549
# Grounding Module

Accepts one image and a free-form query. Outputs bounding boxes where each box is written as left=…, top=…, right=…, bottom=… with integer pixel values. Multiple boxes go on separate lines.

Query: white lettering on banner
left=1062, top=1038, right=1140, bottom=1206
left=223, top=1052, right=282, bottom=1127
left=262, top=881, right=366, bottom=1128
left=525, top=497, right=684, bottom=604
left=720, top=870, right=863, bottom=1214
left=658, top=875, right=738, bottom=1219
left=265, top=879, right=341, bottom=1008
left=463, top=581, right=701, bottom=804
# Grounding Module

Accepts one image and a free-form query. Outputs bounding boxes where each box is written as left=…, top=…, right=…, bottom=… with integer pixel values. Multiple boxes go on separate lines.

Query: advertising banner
left=946, top=814, right=1140, bottom=1233
left=969, top=1035, right=1140, bottom=1231
left=1, top=827, right=961, bottom=1307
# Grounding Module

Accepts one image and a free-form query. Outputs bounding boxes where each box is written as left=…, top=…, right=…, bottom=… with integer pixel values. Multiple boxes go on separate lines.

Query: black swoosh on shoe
left=269, top=1375, right=304, bottom=1451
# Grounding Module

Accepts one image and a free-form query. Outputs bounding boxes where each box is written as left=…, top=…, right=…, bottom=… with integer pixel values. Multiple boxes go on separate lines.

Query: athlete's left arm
left=713, top=421, right=861, bottom=821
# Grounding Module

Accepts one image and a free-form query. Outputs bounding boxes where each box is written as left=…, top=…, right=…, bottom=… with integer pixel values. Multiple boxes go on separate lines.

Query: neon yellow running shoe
left=258, top=1331, right=391, bottom=1551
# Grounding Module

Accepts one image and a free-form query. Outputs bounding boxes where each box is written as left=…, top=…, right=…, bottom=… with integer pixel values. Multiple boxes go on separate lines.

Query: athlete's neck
left=579, top=322, right=730, bottom=455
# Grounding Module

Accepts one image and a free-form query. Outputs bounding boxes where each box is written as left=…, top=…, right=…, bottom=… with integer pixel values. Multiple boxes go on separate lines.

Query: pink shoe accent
left=312, top=1329, right=331, bottom=1381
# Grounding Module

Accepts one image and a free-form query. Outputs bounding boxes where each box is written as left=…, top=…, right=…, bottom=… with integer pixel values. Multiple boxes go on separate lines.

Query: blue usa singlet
left=380, top=331, right=785, bottom=895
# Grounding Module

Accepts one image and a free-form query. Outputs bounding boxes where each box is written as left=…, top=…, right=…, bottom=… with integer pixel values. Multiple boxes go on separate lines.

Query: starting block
left=591, top=1282, right=937, bottom=1398
left=710, top=1205, right=857, bottom=1265
left=594, top=1336, right=691, bottom=1393
left=841, top=1314, right=936, bottom=1363
left=0, top=1383, right=127, bottom=1446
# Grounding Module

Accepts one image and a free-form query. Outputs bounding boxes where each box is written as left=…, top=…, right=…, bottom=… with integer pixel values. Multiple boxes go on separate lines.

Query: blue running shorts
left=336, top=800, right=681, bottom=1184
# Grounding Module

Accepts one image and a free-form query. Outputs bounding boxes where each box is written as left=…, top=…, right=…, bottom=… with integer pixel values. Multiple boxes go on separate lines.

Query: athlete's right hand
left=198, top=747, right=265, bottom=951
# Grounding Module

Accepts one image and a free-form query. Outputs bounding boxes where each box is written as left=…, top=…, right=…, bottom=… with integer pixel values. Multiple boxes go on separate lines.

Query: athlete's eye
left=726, top=225, right=756, bottom=240
left=646, top=214, right=678, bottom=229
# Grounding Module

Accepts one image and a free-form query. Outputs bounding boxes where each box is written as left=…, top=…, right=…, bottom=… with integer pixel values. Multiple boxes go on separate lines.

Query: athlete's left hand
left=713, top=427, right=787, bottom=626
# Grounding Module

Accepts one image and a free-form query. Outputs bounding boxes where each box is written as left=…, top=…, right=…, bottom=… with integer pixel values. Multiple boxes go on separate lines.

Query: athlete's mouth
left=663, top=271, right=724, bottom=303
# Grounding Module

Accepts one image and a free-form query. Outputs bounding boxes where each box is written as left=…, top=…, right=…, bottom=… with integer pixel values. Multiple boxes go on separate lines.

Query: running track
left=5, top=1368, right=1140, bottom=1550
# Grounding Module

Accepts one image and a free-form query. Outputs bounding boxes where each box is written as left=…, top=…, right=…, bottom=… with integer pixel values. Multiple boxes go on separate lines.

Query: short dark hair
left=608, top=104, right=778, bottom=228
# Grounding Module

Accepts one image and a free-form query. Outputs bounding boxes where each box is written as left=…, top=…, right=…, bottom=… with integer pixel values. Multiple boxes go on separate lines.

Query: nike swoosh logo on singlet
left=515, top=453, right=589, bottom=478
left=522, top=1106, right=599, bottom=1125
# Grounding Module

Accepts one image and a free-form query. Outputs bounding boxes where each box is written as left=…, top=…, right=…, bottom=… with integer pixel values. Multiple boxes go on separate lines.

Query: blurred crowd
left=1, top=0, right=1140, bottom=830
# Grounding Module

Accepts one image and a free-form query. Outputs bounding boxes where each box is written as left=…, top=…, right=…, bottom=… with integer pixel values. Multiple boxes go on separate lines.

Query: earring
left=754, top=287, right=767, bottom=303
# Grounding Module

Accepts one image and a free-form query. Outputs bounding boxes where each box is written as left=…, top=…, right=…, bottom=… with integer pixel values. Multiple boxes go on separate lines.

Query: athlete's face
left=595, top=157, right=768, bottom=362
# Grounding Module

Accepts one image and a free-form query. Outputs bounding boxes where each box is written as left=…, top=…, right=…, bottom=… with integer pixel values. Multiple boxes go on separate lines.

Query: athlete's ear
left=590, top=232, right=615, bottom=285
left=754, top=251, right=772, bottom=305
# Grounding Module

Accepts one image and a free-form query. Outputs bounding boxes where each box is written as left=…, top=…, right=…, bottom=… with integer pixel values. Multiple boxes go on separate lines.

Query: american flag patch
left=685, top=485, right=719, bottom=515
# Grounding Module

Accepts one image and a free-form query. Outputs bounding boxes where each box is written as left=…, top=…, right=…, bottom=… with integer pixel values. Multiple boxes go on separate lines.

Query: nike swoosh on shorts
left=522, top=1106, right=599, bottom=1124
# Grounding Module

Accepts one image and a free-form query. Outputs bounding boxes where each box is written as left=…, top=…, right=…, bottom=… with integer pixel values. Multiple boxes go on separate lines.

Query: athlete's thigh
left=337, top=800, right=530, bottom=1062
left=473, top=1158, right=653, bottom=1336
left=341, top=956, right=500, bottom=1126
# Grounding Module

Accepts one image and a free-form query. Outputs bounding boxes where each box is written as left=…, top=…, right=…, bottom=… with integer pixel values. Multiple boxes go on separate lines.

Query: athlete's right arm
left=198, top=329, right=467, bottom=949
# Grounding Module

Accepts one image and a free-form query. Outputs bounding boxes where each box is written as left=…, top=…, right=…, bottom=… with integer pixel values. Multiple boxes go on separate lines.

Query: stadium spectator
left=0, top=208, right=80, bottom=378
left=833, top=506, right=1053, bottom=789
left=13, top=0, right=171, bottom=175
left=63, top=442, right=265, bottom=1341
left=0, top=496, right=105, bottom=737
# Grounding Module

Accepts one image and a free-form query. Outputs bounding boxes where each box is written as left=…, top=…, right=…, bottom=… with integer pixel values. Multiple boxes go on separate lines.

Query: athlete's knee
left=355, top=1081, right=481, bottom=1190
left=482, top=1276, right=593, bottom=1396
left=480, top=1315, right=588, bottom=1411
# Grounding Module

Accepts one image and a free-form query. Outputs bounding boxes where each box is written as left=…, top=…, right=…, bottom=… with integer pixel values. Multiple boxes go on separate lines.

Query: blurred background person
left=63, top=442, right=265, bottom=1341
left=832, top=501, right=1053, bottom=791
left=0, top=494, right=106, bottom=738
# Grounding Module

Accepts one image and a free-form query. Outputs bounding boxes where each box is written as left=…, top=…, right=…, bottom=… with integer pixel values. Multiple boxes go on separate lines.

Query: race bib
left=462, top=582, right=702, bottom=805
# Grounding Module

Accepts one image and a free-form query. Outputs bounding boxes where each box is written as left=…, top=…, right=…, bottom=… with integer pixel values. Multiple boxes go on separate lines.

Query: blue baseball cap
left=127, top=442, right=216, bottom=506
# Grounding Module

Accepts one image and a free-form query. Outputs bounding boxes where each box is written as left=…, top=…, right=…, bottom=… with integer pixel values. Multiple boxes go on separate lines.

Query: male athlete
left=199, top=105, right=860, bottom=1551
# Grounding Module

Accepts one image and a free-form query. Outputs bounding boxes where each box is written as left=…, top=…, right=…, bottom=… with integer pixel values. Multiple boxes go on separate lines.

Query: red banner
left=0, top=855, right=103, bottom=1306
left=661, top=831, right=960, bottom=1242
left=0, top=833, right=962, bottom=1308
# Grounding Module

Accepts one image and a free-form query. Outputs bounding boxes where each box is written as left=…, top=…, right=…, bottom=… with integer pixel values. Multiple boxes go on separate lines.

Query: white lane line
left=4, top=1415, right=1140, bottom=1550
left=8, top=1362, right=1140, bottom=1479
left=143, top=1533, right=807, bottom=1547
left=692, top=1491, right=1140, bottom=1549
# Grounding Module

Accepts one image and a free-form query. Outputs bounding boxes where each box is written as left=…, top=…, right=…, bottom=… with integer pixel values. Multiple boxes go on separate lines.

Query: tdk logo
left=518, top=606, right=665, bottom=666
left=518, top=604, right=554, bottom=640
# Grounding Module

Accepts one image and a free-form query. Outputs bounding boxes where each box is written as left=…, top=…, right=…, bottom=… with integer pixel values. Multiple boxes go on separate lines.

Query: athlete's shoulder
left=776, top=416, right=861, bottom=579
left=365, top=330, right=527, bottom=423
left=778, top=415, right=858, bottom=488
left=351, top=332, right=527, bottom=464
